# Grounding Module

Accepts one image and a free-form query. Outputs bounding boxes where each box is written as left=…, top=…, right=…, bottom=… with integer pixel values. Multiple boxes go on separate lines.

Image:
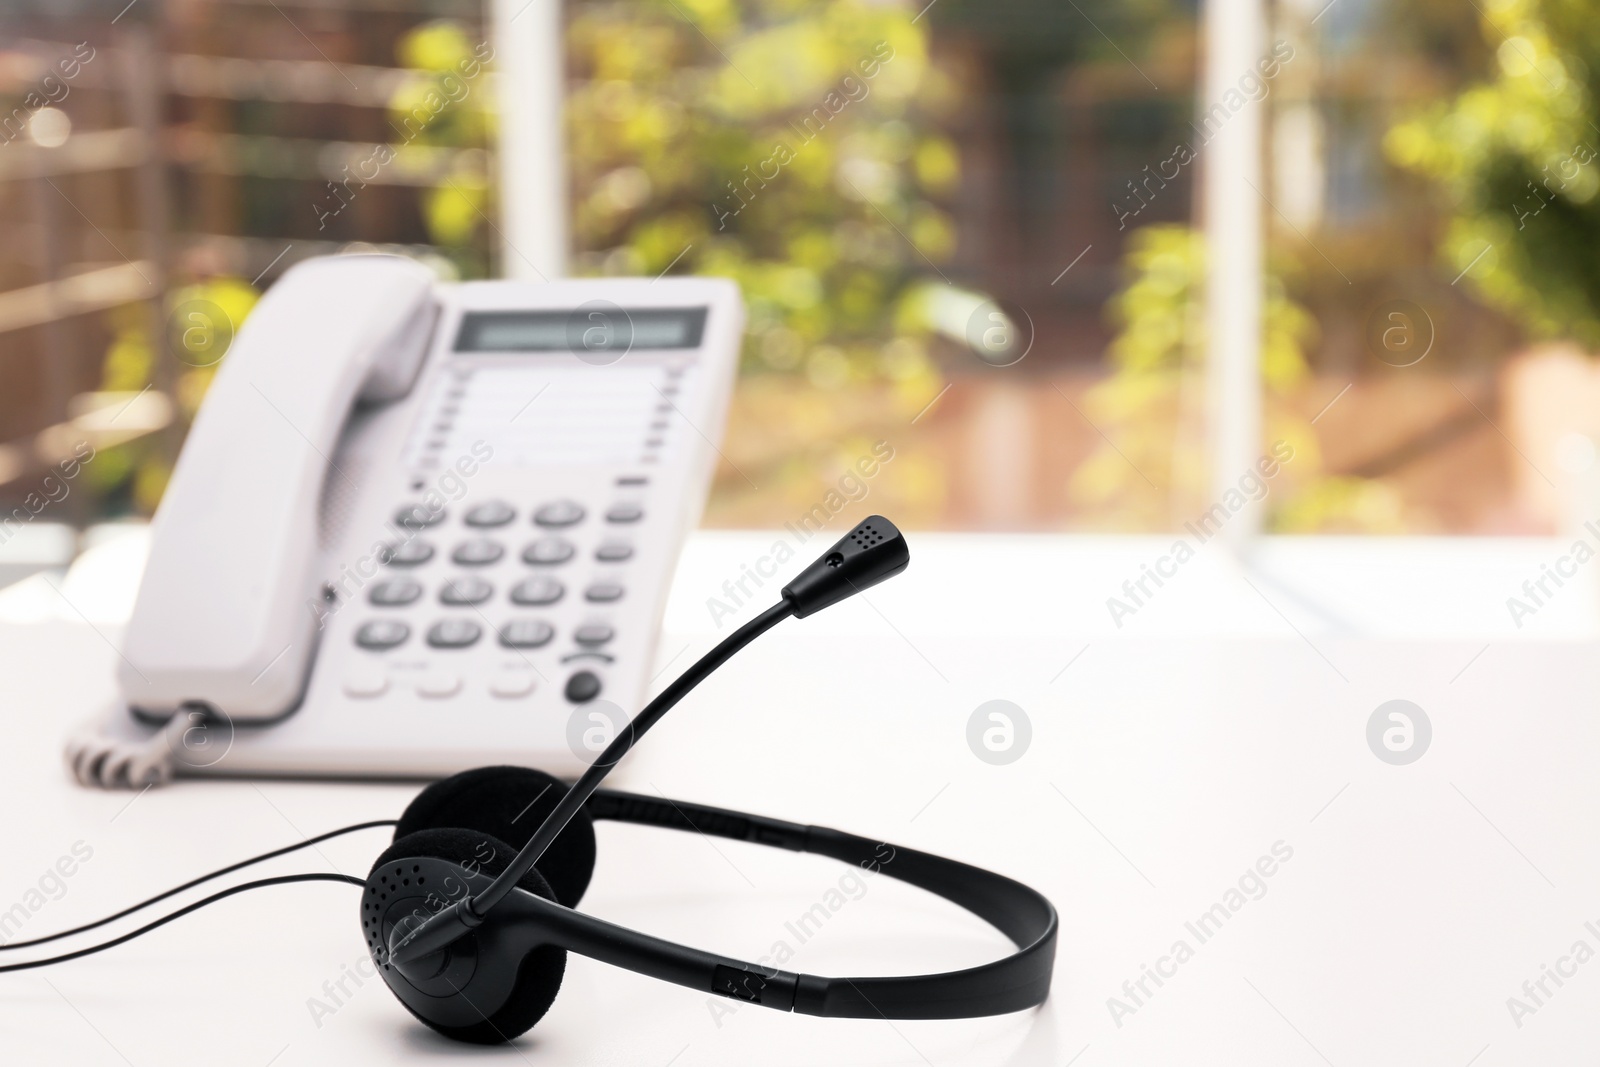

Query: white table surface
left=1, top=530, right=1598, bottom=1065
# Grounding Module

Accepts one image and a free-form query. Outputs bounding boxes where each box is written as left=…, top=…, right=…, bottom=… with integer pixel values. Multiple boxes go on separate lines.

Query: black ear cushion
left=372, top=828, right=566, bottom=1045
left=395, top=766, right=597, bottom=907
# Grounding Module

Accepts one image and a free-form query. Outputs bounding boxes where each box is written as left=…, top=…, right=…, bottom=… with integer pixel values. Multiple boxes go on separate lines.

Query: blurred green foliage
left=391, top=19, right=494, bottom=270
left=91, top=277, right=260, bottom=512
left=1073, top=224, right=1404, bottom=531
left=565, top=0, right=951, bottom=395
left=1386, top=0, right=1600, bottom=345
left=92, top=20, right=485, bottom=513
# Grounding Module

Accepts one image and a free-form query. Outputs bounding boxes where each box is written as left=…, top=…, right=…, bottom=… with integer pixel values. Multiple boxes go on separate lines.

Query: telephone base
left=68, top=701, right=595, bottom=789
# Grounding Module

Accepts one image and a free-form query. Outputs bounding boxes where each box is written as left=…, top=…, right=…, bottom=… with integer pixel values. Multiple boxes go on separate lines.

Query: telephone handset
left=75, top=254, right=743, bottom=785
left=122, top=256, right=439, bottom=720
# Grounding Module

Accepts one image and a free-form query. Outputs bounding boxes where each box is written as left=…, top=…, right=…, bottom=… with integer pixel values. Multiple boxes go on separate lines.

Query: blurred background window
left=0, top=0, right=1597, bottom=562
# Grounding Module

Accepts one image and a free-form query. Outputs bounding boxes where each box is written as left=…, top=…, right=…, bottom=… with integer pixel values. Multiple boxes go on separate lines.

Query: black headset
left=5, top=517, right=1058, bottom=1045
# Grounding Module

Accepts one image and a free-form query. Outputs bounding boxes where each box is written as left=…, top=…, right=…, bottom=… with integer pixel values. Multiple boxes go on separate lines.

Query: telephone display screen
left=455, top=307, right=707, bottom=353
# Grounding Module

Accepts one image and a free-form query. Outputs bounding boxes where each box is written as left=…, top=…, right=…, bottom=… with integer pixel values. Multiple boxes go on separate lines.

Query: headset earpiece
left=366, top=828, right=566, bottom=1045
left=394, top=766, right=597, bottom=907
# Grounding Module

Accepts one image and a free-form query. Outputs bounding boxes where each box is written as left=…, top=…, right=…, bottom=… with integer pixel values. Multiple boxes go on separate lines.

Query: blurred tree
left=90, top=276, right=259, bottom=513
left=1386, top=0, right=1600, bottom=345
left=1071, top=224, right=1404, bottom=531
left=566, top=0, right=948, bottom=403
left=390, top=19, right=495, bottom=277
left=92, top=19, right=486, bottom=515
left=565, top=0, right=970, bottom=517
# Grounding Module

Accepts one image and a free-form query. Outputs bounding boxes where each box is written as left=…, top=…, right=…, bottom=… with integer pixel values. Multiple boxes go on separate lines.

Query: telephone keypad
left=382, top=540, right=434, bottom=567
left=352, top=489, right=634, bottom=707
left=584, top=581, right=625, bottom=603
left=534, top=500, right=585, bottom=527
left=499, top=619, right=555, bottom=649
left=427, top=620, right=483, bottom=649
left=451, top=539, right=505, bottom=566
left=522, top=537, right=575, bottom=565
left=341, top=667, right=390, bottom=698
left=416, top=672, right=463, bottom=698
left=395, top=504, right=447, bottom=529
left=439, top=577, right=493, bottom=606
left=356, top=620, right=410, bottom=650
left=564, top=670, right=602, bottom=703
left=369, top=579, right=423, bottom=606
left=574, top=623, right=614, bottom=646
left=510, top=577, right=564, bottom=606
left=464, top=500, right=516, bottom=527
left=489, top=670, right=538, bottom=698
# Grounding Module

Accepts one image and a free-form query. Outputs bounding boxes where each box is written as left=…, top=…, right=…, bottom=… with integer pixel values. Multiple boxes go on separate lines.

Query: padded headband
left=517, top=788, right=1059, bottom=1019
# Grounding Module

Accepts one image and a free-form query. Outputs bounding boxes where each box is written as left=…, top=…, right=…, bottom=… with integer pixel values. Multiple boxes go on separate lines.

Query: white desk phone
left=70, top=254, right=743, bottom=786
